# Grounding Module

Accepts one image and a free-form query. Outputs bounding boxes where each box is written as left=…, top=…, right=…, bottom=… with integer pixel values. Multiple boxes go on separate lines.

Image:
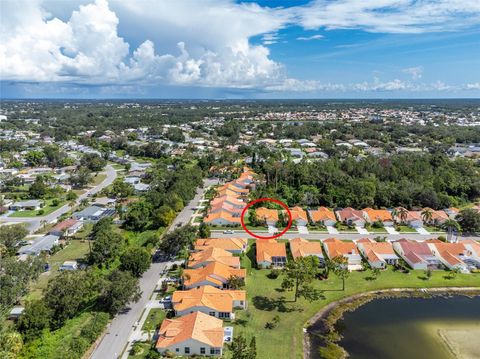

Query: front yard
left=9, top=199, right=66, bottom=217
left=230, top=244, right=480, bottom=359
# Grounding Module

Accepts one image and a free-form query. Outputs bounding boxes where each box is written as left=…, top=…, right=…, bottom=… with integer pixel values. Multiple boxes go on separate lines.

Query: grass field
left=9, top=199, right=66, bottom=218
left=229, top=244, right=480, bottom=359
left=142, top=309, right=166, bottom=331
left=24, top=239, right=92, bottom=302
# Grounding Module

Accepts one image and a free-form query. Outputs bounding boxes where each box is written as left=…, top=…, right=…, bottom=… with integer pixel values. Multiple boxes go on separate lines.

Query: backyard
left=228, top=244, right=480, bottom=359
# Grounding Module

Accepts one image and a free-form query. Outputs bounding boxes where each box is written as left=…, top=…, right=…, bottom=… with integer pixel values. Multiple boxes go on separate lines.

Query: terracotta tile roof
left=289, top=237, right=323, bottom=259
left=195, top=238, right=248, bottom=253
left=183, top=262, right=246, bottom=287
left=288, top=206, right=308, bottom=222
left=204, top=210, right=241, bottom=224
left=336, top=207, right=364, bottom=221
left=218, top=183, right=250, bottom=194
left=210, top=195, right=245, bottom=207
left=217, top=187, right=246, bottom=198
left=256, top=239, right=287, bottom=263
left=309, top=207, right=336, bottom=222
left=323, top=238, right=358, bottom=257
left=396, top=239, right=433, bottom=259
left=358, top=241, right=397, bottom=263
left=156, top=311, right=224, bottom=349
left=210, top=202, right=242, bottom=215
left=50, top=218, right=79, bottom=232
left=255, top=207, right=279, bottom=222
left=363, top=208, right=393, bottom=222
left=172, top=286, right=246, bottom=313
left=429, top=242, right=467, bottom=266
left=188, top=247, right=240, bottom=268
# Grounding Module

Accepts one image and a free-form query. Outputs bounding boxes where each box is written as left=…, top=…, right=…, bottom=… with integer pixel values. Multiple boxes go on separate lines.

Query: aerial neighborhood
left=1, top=100, right=479, bottom=359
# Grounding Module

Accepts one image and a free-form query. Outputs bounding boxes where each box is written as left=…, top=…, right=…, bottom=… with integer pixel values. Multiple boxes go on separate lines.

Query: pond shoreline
left=303, top=287, right=480, bottom=359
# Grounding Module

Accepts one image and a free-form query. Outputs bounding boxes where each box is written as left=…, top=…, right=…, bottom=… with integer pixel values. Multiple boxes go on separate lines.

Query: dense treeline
left=252, top=153, right=480, bottom=209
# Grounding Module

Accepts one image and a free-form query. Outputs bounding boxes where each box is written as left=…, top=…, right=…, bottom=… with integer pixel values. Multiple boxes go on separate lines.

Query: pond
left=310, top=295, right=480, bottom=359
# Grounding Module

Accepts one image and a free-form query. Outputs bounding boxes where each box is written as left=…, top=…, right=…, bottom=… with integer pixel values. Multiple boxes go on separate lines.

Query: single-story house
left=10, top=200, right=43, bottom=211
left=209, top=202, right=242, bottom=216
left=322, top=238, right=362, bottom=270
left=155, top=311, right=224, bottom=356
left=194, top=238, right=248, bottom=255
left=426, top=240, right=469, bottom=272
left=255, top=207, right=279, bottom=226
left=308, top=207, right=336, bottom=226
left=335, top=207, right=366, bottom=227
left=394, top=209, right=423, bottom=228
left=289, top=237, right=324, bottom=264
left=256, top=239, right=287, bottom=268
left=204, top=210, right=241, bottom=226
left=288, top=206, right=308, bottom=226
left=183, top=262, right=246, bottom=289
left=18, top=234, right=60, bottom=256
left=392, top=239, right=440, bottom=270
left=356, top=238, right=399, bottom=268
left=210, top=195, right=245, bottom=209
left=172, top=286, right=246, bottom=319
left=363, top=208, right=393, bottom=226
left=72, top=205, right=115, bottom=222
left=49, top=219, right=83, bottom=237
left=188, top=247, right=240, bottom=269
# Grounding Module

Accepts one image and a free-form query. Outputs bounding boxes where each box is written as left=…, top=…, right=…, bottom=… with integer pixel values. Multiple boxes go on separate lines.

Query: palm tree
left=397, top=207, right=409, bottom=225
left=443, top=219, right=460, bottom=233
left=331, top=256, right=349, bottom=291
left=421, top=208, right=434, bottom=224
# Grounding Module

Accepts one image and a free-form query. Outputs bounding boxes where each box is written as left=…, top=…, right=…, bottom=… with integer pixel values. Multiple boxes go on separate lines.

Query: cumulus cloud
left=296, top=34, right=324, bottom=41
left=0, top=0, right=291, bottom=89
left=402, top=66, right=423, bottom=80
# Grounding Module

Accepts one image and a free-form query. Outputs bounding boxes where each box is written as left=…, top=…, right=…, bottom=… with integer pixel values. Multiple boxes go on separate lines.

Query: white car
left=223, top=230, right=235, bottom=234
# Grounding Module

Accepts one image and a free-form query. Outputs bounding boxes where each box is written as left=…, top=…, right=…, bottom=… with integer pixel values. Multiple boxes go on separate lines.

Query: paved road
left=0, top=165, right=117, bottom=233
left=210, top=230, right=480, bottom=241
left=90, top=178, right=218, bottom=359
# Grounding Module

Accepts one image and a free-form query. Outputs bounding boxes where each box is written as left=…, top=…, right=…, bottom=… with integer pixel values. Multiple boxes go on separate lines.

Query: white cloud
left=402, top=66, right=423, bottom=80
left=466, top=83, right=480, bottom=90
left=296, top=34, right=324, bottom=41
left=295, top=0, right=480, bottom=33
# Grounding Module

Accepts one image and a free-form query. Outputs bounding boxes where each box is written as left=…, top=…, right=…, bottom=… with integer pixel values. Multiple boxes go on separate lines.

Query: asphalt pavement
left=0, top=165, right=117, bottom=233
left=89, top=178, right=218, bottom=359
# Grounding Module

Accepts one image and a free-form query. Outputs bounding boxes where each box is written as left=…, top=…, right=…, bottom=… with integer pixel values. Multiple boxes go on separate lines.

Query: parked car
left=223, top=230, right=235, bottom=234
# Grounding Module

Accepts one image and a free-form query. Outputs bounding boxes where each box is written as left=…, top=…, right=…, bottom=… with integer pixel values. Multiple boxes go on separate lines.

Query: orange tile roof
left=188, top=247, right=240, bottom=268
left=255, top=207, right=279, bottom=222
left=429, top=242, right=467, bottom=266
left=218, top=183, right=249, bottom=194
left=256, top=239, right=286, bottom=263
left=183, top=262, right=246, bottom=287
left=323, top=238, right=358, bottom=257
left=289, top=237, right=323, bottom=259
left=156, top=311, right=224, bottom=349
left=195, top=238, right=248, bottom=253
left=358, top=241, right=396, bottom=262
left=172, top=286, right=246, bottom=313
left=211, top=195, right=245, bottom=207
left=288, top=206, right=308, bottom=222
left=51, top=218, right=79, bottom=232
left=217, top=188, right=245, bottom=198
left=204, top=210, right=241, bottom=224
left=363, top=208, right=393, bottom=222
left=336, top=207, right=364, bottom=221
left=309, top=207, right=336, bottom=222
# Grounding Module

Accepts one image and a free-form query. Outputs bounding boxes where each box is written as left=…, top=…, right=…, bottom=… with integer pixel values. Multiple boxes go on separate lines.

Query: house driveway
left=326, top=225, right=339, bottom=234
left=356, top=226, right=369, bottom=234
left=297, top=225, right=309, bottom=234
left=385, top=226, right=399, bottom=235
left=416, top=227, right=430, bottom=235
left=268, top=225, right=277, bottom=234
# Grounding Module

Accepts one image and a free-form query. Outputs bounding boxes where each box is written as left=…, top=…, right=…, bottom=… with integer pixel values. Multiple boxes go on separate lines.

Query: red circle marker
left=240, top=198, right=292, bottom=240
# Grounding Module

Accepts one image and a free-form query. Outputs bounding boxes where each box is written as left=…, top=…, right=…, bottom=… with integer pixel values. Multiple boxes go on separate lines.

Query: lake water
left=310, top=296, right=480, bottom=359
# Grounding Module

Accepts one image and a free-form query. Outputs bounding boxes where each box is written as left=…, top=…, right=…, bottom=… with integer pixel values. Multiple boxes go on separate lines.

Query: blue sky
left=1, top=0, right=479, bottom=98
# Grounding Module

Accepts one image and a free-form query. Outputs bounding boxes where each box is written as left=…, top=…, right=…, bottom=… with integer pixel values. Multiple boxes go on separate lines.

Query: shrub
left=267, top=269, right=280, bottom=279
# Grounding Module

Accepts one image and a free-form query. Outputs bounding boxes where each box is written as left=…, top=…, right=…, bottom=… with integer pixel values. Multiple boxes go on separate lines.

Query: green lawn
left=128, top=342, right=153, bottom=359
left=231, top=244, right=480, bottom=359
left=9, top=199, right=66, bottom=218
left=424, top=225, right=446, bottom=233
left=24, top=239, right=92, bottom=302
left=142, top=308, right=166, bottom=331
left=365, top=226, right=387, bottom=233
left=90, top=173, right=107, bottom=186
left=396, top=225, right=417, bottom=233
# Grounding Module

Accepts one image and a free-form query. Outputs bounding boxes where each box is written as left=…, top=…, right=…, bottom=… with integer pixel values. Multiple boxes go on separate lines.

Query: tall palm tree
left=398, top=207, right=409, bottom=224
left=443, top=219, right=460, bottom=236
left=421, top=208, right=434, bottom=224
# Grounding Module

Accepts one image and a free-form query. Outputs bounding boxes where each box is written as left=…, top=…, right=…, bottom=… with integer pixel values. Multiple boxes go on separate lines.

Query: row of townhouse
left=248, top=205, right=477, bottom=229
left=155, top=237, right=249, bottom=356
left=203, top=167, right=256, bottom=226
left=254, top=236, right=480, bottom=273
